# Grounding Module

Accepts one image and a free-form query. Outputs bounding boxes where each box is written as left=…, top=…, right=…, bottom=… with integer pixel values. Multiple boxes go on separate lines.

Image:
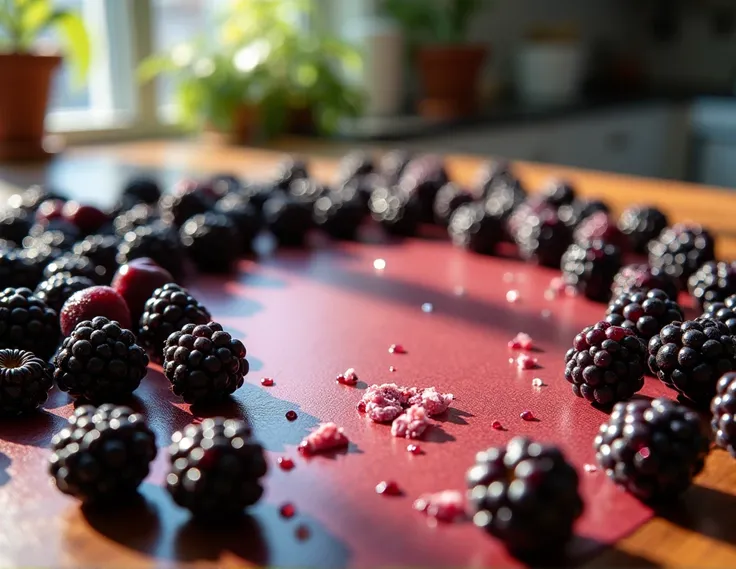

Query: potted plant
left=382, top=0, right=488, bottom=119
left=0, top=0, right=90, bottom=160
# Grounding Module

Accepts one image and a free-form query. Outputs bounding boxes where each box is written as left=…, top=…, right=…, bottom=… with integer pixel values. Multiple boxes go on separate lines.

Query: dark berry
left=369, top=186, right=421, bottom=237
left=514, top=209, right=572, bottom=267
left=574, top=212, right=628, bottom=251
left=180, top=213, right=240, bottom=273
left=467, top=437, right=582, bottom=556
left=7, top=185, right=65, bottom=212
left=215, top=193, right=261, bottom=252
left=49, top=404, right=156, bottom=503
left=561, top=241, right=622, bottom=303
left=606, top=289, right=684, bottom=341
left=648, top=318, right=736, bottom=407
left=34, top=273, right=95, bottom=314
left=483, top=177, right=526, bottom=229
left=274, top=157, right=309, bottom=191
left=54, top=317, right=148, bottom=402
left=160, top=190, right=211, bottom=228
left=116, top=224, right=185, bottom=279
left=711, top=372, right=736, bottom=457
left=72, top=235, right=120, bottom=284
left=0, top=249, right=44, bottom=289
left=60, top=286, right=132, bottom=337
left=564, top=320, right=646, bottom=405
left=594, top=398, right=709, bottom=501
left=337, top=151, right=375, bottom=182
left=0, top=208, right=31, bottom=244
left=539, top=178, right=576, bottom=209
left=139, top=284, right=210, bottom=362
left=122, top=177, right=162, bottom=205
left=208, top=173, right=243, bottom=199
left=558, top=199, right=609, bottom=229
left=703, top=294, right=736, bottom=335
left=289, top=178, right=328, bottom=205
left=448, top=202, right=503, bottom=255
left=35, top=199, right=66, bottom=225
left=263, top=194, right=313, bottom=247
left=113, top=204, right=160, bottom=238
left=0, top=349, right=52, bottom=415
left=399, top=154, right=449, bottom=223
left=61, top=202, right=109, bottom=236
left=433, top=183, right=474, bottom=226
left=0, top=287, right=59, bottom=361
left=506, top=198, right=551, bottom=241
left=475, top=160, right=515, bottom=199
left=313, top=189, right=367, bottom=240
left=111, top=258, right=174, bottom=327
left=611, top=263, right=680, bottom=301
left=43, top=252, right=103, bottom=285
left=688, top=261, right=736, bottom=309
left=379, top=150, right=412, bottom=186
left=167, top=418, right=266, bottom=518
left=648, top=223, right=716, bottom=287
left=618, top=206, right=668, bottom=254
left=25, top=224, right=79, bottom=251
left=240, top=182, right=278, bottom=215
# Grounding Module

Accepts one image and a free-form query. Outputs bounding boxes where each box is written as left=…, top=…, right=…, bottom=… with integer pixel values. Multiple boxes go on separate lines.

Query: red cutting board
left=0, top=235, right=676, bottom=568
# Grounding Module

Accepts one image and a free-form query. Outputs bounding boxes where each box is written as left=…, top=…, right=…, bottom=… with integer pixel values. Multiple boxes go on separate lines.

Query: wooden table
left=1, top=140, right=736, bottom=568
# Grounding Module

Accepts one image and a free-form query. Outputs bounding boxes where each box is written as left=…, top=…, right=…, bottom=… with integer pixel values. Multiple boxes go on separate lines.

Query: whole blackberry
left=0, top=208, right=31, bottom=244
left=116, top=224, right=185, bottom=279
left=160, top=190, right=212, bottom=228
left=0, top=287, right=59, bottom=360
left=606, top=289, right=684, bottom=341
left=215, top=193, right=261, bottom=251
left=475, top=160, right=514, bottom=198
left=539, top=178, right=576, bottom=209
left=313, top=189, right=367, bottom=240
left=163, top=321, right=248, bottom=404
left=703, top=294, right=736, bottom=335
left=448, top=202, right=503, bottom=255
left=49, top=404, right=156, bottom=503
left=24, top=226, right=78, bottom=251
left=612, top=263, right=680, bottom=301
left=399, top=154, right=450, bottom=223
left=72, top=234, right=120, bottom=284
left=43, top=253, right=103, bottom=284
left=113, top=204, right=160, bottom=238
left=618, top=206, right=669, bottom=254
left=558, top=199, right=610, bottom=229
left=337, top=173, right=381, bottom=208
left=573, top=212, right=628, bottom=251
left=0, top=349, right=53, bottom=415
left=711, top=372, right=736, bottom=457
left=648, top=318, right=736, bottom=407
left=289, top=178, right=328, bottom=206
left=54, top=316, right=149, bottom=402
left=167, top=417, right=267, bottom=518
left=506, top=198, right=551, bottom=241
left=594, top=398, right=709, bottom=501
left=180, top=213, right=240, bottom=273
left=262, top=194, right=313, bottom=247
left=688, top=261, right=736, bottom=309
left=466, top=437, right=582, bottom=556
left=240, top=182, right=279, bottom=215
left=649, top=223, right=716, bottom=287
left=484, top=178, right=527, bottom=239
left=0, top=249, right=44, bottom=289
left=337, top=151, right=375, bottom=182
left=561, top=241, right=622, bottom=303
left=514, top=209, right=572, bottom=268
left=123, top=177, right=162, bottom=205
left=273, top=157, right=309, bottom=191
left=7, top=185, right=65, bottom=212
left=369, top=186, right=421, bottom=237
left=379, top=149, right=412, bottom=186
left=564, top=321, right=646, bottom=406
left=139, top=284, right=211, bottom=362
left=34, top=273, right=95, bottom=313
left=208, top=173, right=243, bottom=199
left=433, top=183, right=474, bottom=226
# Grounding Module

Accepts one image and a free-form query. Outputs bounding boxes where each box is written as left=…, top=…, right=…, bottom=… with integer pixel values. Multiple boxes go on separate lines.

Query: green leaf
left=18, top=0, right=50, bottom=49
left=137, top=54, right=179, bottom=83
left=48, top=10, right=90, bottom=83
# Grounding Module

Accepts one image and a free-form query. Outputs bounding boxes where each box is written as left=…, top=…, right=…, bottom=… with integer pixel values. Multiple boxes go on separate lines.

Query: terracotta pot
left=416, top=45, right=487, bottom=119
left=202, top=104, right=260, bottom=145
left=0, top=53, right=62, bottom=161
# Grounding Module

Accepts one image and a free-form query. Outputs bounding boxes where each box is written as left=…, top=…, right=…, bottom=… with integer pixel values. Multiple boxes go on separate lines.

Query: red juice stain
left=295, top=525, right=310, bottom=540
left=492, top=420, right=504, bottom=431
left=520, top=410, right=536, bottom=421
left=286, top=410, right=298, bottom=421
left=388, top=344, right=406, bottom=354
left=389, top=366, right=397, bottom=372
left=277, top=456, right=295, bottom=471
left=407, top=444, right=422, bottom=455
left=261, top=377, right=274, bottom=387
left=375, top=480, right=402, bottom=496
left=280, top=503, right=296, bottom=518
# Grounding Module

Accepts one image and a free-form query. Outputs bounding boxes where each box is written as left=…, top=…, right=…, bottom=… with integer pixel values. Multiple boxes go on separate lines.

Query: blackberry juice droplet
left=280, top=503, right=296, bottom=518
left=277, top=456, right=295, bottom=471
left=286, top=410, right=298, bottom=421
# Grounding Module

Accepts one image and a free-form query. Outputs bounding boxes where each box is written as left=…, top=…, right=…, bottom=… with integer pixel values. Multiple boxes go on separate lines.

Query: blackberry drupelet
left=688, top=261, right=736, bottom=309
left=139, top=284, right=211, bottom=362
left=263, top=194, right=313, bottom=247
left=166, top=417, right=267, bottom=518
left=0, top=208, right=31, bottom=244
left=72, top=234, right=120, bottom=284
left=612, top=263, right=680, bottom=301
left=564, top=320, right=646, bottom=406
left=648, top=223, right=716, bottom=287
left=466, top=437, right=583, bottom=556
left=54, top=316, right=149, bottom=402
left=0, top=287, right=59, bottom=360
left=180, top=213, right=241, bottom=273
left=160, top=190, right=212, bottom=228
left=113, top=204, right=160, bottom=237
left=163, top=321, right=248, bottom=404
left=606, top=288, right=684, bottom=341
left=561, top=241, right=622, bottom=303
left=34, top=273, right=95, bottom=313
left=594, top=398, right=709, bottom=501
left=448, top=202, right=503, bottom=255
left=514, top=208, right=572, bottom=268
left=648, top=318, right=736, bottom=407
left=399, top=154, right=450, bottom=223
left=215, top=193, right=261, bottom=251
left=379, top=149, right=412, bottom=186
left=573, top=212, right=628, bottom=250
left=703, top=294, right=736, bottom=334
left=369, top=186, right=421, bottom=237
left=49, top=404, right=156, bottom=503
left=433, top=183, right=474, bottom=226
left=0, top=349, right=53, bottom=415
left=122, top=177, right=162, bottom=205
left=618, top=206, right=668, bottom=254
left=43, top=252, right=103, bottom=284
left=313, top=189, right=367, bottom=240
left=274, top=157, right=309, bottom=191
left=711, top=372, right=736, bottom=457
left=116, top=224, right=185, bottom=279
left=558, top=199, right=610, bottom=229
left=538, top=178, right=576, bottom=209
left=0, top=249, right=44, bottom=289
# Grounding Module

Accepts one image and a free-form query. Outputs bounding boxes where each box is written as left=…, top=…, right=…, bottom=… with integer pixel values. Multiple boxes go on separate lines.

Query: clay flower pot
left=0, top=53, right=62, bottom=161
left=417, top=45, right=487, bottom=119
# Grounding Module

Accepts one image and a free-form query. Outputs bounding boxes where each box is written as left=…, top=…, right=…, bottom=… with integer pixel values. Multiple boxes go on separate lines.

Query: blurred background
left=2, top=0, right=736, bottom=187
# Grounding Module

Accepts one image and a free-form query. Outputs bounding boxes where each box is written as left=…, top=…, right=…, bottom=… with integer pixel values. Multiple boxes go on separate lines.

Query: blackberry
left=0, top=208, right=31, bottom=244
left=448, top=202, right=503, bottom=255
left=54, top=316, right=149, bottom=402
left=574, top=212, right=628, bottom=251
left=0, top=349, right=53, bottom=415
left=240, top=182, right=278, bottom=215
left=214, top=193, right=261, bottom=251
left=43, top=253, right=103, bottom=284
left=475, top=160, right=514, bottom=199
left=72, top=235, right=120, bottom=284
left=122, top=177, right=162, bottom=205
left=648, top=318, right=736, bottom=407
left=538, top=178, right=576, bottom=209
left=208, top=173, right=243, bottom=199
left=558, top=199, right=610, bottom=230
left=688, top=261, right=736, bottom=309
left=313, top=189, right=367, bottom=240
left=289, top=178, right=328, bottom=205
left=399, top=154, right=450, bottom=223
left=49, top=404, right=156, bottom=503
left=337, top=173, right=381, bottom=208
left=6, top=185, right=65, bottom=212
left=514, top=209, right=572, bottom=268
left=0, top=249, right=44, bottom=289
left=116, top=224, right=185, bottom=279
left=162, top=321, right=248, bottom=404
left=139, top=284, right=211, bottom=362
left=24, top=226, right=78, bottom=251
left=34, top=273, right=95, bottom=313
left=711, top=372, right=736, bottom=457
left=167, top=417, right=267, bottom=518
left=0, top=239, right=12, bottom=251
left=594, top=398, right=709, bottom=501
left=618, top=206, right=669, bottom=254
left=564, top=321, right=646, bottom=406
left=369, top=186, right=421, bottom=237
left=612, top=263, right=680, bottom=301
left=180, top=213, right=240, bottom=273
left=649, top=223, right=716, bottom=287
left=506, top=198, right=550, bottom=241
left=262, top=194, right=313, bottom=247
left=466, top=437, right=582, bottom=556
left=160, top=190, right=211, bottom=228
left=483, top=177, right=526, bottom=226
left=0, top=287, right=59, bottom=360
left=379, top=149, right=412, bottom=186
left=703, top=294, right=736, bottom=335
left=561, top=241, right=622, bottom=303
left=336, top=151, right=375, bottom=182
left=274, top=157, right=309, bottom=191
left=606, top=289, right=684, bottom=341
left=433, top=183, right=474, bottom=226
left=113, top=204, right=160, bottom=238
